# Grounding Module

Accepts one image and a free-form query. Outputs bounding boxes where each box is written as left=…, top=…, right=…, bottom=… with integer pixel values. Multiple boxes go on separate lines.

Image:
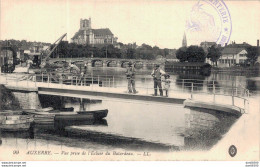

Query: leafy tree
left=186, top=46, right=206, bottom=62
left=246, top=46, right=258, bottom=66
left=207, top=45, right=221, bottom=66
left=126, top=48, right=135, bottom=59
left=176, top=47, right=187, bottom=62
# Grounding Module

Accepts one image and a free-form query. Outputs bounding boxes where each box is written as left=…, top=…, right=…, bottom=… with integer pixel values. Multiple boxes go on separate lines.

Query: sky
left=1, top=0, right=260, bottom=49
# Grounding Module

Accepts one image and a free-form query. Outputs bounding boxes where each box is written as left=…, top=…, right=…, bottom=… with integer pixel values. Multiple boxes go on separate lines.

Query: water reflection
left=1, top=67, right=259, bottom=152
left=39, top=95, right=102, bottom=111
left=0, top=94, right=241, bottom=152
left=175, top=73, right=206, bottom=91
left=207, top=80, right=221, bottom=93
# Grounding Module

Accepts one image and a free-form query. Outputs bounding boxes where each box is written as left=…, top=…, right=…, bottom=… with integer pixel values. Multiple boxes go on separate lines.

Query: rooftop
left=222, top=47, right=246, bottom=55
left=72, top=28, right=113, bottom=40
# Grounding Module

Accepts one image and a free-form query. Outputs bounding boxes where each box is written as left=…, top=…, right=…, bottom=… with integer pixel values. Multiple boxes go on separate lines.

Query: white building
left=218, top=47, right=247, bottom=67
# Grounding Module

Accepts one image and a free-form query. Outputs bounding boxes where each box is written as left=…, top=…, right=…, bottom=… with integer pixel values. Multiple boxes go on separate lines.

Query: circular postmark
left=228, top=145, right=237, bottom=157
left=186, top=0, right=232, bottom=46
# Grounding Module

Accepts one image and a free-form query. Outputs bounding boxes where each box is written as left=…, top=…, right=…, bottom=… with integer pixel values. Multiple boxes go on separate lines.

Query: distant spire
left=182, top=32, right=187, bottom=47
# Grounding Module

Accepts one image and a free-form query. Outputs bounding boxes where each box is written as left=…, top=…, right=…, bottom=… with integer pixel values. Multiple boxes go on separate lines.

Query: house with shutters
left=218, top=42, right=249, bottom=67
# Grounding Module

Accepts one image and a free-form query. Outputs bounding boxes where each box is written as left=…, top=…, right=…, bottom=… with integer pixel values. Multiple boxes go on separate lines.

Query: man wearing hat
left=151, top=64, right=165, bottom=96
left=125, top=62, right=137, bottom=93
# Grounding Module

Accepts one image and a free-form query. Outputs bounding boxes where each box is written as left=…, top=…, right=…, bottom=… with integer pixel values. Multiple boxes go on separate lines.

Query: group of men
left=126, top=62, right=170, bottom=96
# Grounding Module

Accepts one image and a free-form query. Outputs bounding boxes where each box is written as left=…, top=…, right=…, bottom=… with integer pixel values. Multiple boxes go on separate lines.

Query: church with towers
left=71, top=18, right=118, bottom=46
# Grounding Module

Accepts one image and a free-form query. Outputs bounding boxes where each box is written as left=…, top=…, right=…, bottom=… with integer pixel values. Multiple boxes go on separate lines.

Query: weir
left=0, top=73, right=249, bottom=116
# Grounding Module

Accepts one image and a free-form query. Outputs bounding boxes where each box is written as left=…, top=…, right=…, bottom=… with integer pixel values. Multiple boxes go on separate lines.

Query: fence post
left=48, top=74, right=50, bottom=87
left=109, top=78, right=111, bottom=88
left=113, top=76, right=115, bottom=88
left=182, top=79, right=184, bottom=90
left=80, top=76, right=82, bottom=86
left=213, top=81, right=215, bottom=103
left=42, top=73, right=43, bottom=83
left=92, top=76, right=94, bottom=90
left=191, top=82, right=193, bottom=99
left=232, top=88, right=234, bottom=106
left=76, top=77, right=78, bottom=88
left=97, top=75, right=99, bottom=86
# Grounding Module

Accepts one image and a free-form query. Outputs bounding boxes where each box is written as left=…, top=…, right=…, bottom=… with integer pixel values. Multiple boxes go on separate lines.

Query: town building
left=71, top=18, right=118, bottom=46
left=218, top=42, right=249, bottom=67
left=200, top=41, right=217, bottom=53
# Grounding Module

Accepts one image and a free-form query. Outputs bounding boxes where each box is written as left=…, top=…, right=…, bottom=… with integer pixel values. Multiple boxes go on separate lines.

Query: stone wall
left=12, top=91, right=41, bottom=109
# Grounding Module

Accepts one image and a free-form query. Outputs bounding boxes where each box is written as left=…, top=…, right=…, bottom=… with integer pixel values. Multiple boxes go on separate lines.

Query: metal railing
left=0, top=73, right=250, bottom=113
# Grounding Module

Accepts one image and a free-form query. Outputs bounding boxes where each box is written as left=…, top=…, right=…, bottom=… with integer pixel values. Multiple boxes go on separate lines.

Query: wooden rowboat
left=23, top=109, right=108, bottom=124
left=0, top=115, right=34, bottom=131
left=54, top=109, right=108, bottom=121
left=76, top=109, right=108, bottom=120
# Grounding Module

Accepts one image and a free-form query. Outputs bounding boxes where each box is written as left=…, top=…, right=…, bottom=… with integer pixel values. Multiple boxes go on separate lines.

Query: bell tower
left=182, top=32, right=187, bottom=47
left=80, top=17, right=91, bottom=30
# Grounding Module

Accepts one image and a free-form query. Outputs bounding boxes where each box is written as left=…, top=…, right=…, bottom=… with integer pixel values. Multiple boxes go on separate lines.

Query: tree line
left=176, top=45, right=259, bottom=66
left=52, top=42, right=170, bottom=60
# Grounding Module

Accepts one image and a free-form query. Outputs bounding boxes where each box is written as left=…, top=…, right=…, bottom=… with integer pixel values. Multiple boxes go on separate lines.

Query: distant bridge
left=49, top=57, right=166, bottom=69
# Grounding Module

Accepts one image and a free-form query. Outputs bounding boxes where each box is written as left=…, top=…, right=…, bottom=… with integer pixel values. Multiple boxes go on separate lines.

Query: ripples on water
left=0, top=95, right=240, bottom=152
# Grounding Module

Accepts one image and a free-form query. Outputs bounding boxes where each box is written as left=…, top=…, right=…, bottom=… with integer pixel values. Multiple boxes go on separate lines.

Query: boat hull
left=0, top=115, right=34, bottom=131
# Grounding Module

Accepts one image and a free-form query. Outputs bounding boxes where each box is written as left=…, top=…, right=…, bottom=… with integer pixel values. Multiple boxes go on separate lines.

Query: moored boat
left=55, top=109, right=108, bottom=121
left=0, top=115, right=34, bottom=131
left=23, top=109, right=108, bottom=124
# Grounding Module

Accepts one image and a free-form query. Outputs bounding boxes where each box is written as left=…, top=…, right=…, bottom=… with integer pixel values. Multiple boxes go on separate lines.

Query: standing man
left=125, top=62, right=137, bottom=94
left=84, top=62, right=88, bottom=74
left=151, top=64, right=165, bottom=96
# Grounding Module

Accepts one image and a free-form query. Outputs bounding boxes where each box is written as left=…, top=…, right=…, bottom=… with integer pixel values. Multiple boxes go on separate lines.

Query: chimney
left=257, top=39, right=259, bottom=48
left=225, top=43, right=227, bottom=47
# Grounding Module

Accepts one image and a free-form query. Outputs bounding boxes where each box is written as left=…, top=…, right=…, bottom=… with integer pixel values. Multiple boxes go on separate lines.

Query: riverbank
left=211, top=65, right=259, bottom=76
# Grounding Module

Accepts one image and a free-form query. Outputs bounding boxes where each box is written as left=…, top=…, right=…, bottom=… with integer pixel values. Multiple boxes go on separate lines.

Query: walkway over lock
left=0, top=73, right=250, bottom=115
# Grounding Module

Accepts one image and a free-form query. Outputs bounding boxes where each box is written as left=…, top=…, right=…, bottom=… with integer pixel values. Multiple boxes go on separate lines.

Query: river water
left=0, top=66, right=259, bottom=153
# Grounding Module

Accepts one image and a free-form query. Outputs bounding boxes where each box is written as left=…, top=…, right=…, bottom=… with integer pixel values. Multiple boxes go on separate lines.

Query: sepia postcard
left=0, top=0, right=259, bottom=164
